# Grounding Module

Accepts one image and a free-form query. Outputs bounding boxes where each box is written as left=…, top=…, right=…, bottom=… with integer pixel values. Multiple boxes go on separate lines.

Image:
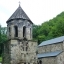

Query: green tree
left=33, top=12, right=64, bottom=44
left=0, top=25, right=1, bottom=43
left=0, top=26, right=7, bottom=56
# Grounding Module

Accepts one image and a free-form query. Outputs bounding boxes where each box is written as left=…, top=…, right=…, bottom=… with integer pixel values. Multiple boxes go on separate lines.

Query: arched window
left=26, top=47, right=28, bottom=51
left=30, top=28, right=31, bottom=38
left=23, top=47, right=24, bottom=51
left=9, top=27, right=11, bottom=36
left=23, top=26, right=26, bottom=38
left=14, top=26, right=18, bottom=37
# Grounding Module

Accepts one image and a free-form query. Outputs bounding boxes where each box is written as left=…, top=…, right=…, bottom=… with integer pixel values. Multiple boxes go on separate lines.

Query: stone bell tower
left=3, top=5, right=37, bottom=64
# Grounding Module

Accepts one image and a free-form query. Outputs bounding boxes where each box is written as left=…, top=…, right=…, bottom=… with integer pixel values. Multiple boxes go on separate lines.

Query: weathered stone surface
left=3, top=39, right=37, bottom=64
left=7, top=19, right=32, bottom=40
left=57, top=52, right=64, bottom=64
left=3, top=5, right=37, bottom=64
left=38, top=41, right=64, bottom=64
left=38, top=42, right=63, bottom=54
left=38, top=57, right=56, bottom=64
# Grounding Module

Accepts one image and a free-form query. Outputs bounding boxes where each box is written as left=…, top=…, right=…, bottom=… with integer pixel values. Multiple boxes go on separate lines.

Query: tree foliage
left=0, top=25, right=7, bottom=56
left=33, top=12, right=64, bottom=44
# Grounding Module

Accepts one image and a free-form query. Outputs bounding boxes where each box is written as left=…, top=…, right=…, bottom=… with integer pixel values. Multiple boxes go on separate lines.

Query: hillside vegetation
left=33, top=12, right=64, bottom=44
left=0, top=26, right=7, bottom=56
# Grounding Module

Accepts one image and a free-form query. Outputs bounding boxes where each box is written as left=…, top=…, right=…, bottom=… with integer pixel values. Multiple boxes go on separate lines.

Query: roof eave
left=6, top=18, right=33, bottom=24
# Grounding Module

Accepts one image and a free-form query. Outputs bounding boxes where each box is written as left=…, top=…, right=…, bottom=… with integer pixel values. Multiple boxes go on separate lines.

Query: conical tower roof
left=6, top=5, right=33, bottom=24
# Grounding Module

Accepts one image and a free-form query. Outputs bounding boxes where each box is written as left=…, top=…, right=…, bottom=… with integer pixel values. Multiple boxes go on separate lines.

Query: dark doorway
left=23, top=26, right=26, bottom=38
left=24, top=62, right=26, bottom=64
left=14, top=26, right=18, bottom=37
left=39, top=60, right=42, bottom=64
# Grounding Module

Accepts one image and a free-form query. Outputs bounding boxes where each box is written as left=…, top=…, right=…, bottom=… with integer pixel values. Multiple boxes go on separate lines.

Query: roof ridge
left=37, top=50, right=62, bottom=58
left=6, top=6, right=33, bottom=24
left=39, top=36, right=64, bottom=46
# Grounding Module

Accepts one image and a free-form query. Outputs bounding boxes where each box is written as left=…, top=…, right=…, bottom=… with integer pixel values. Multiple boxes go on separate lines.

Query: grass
left=0, top=57, right=2, bottom=62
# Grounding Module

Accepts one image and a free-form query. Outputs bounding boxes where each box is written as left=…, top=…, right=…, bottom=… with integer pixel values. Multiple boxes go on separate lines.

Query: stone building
left=2, top=5, right=37, bottom=64
left=37, top=36, right=64, bottom=64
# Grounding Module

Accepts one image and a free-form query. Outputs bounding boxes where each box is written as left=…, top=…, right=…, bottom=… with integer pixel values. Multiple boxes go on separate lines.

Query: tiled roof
left=6, top=6, right=32, bottom=23
left=37, top=50, right=62, bottom=58
left=39, top=36, right=64, bottom=46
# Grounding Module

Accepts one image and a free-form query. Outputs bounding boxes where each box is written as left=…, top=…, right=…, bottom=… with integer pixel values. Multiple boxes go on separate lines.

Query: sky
left=0, top=0, right=64, bottom=27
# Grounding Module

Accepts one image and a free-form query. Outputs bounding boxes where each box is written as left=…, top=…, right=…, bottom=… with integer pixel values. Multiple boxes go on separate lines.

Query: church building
left=3, top=3, right=64, bottom=64
left=2, top=5, right=37, bottom=64
left=38, top=36, right=64, bottom=64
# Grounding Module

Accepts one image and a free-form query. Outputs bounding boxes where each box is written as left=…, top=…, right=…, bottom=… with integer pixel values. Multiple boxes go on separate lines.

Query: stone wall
left=7, top=20, right=32, bottom=40
left=38, top=57, right=56, bottom=64
left=10, top=40, right=21, bottom=64
left=38, top=52, right=64, bottom=64
left=27, top=41, right=37, bottom=63
left=57, top=52, right=64, bottom=64
left=3, top=39, right=37, bottom=64
left=38, top=42, right=63, bottom=54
